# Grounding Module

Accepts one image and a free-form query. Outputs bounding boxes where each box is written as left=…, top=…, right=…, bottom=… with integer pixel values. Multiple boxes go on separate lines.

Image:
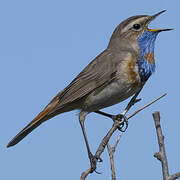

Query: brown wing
left=54, top=49, right=128, bottom=108
left=6, top=49, right=129, bottom=148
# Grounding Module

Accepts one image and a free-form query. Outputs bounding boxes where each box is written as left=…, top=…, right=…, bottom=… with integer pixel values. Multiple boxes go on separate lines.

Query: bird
left=7, top=10, right=172, bottom=171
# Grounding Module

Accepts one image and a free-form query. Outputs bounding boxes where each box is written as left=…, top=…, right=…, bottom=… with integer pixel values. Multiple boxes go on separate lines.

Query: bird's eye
left=133, top=24, right=141, bottom=30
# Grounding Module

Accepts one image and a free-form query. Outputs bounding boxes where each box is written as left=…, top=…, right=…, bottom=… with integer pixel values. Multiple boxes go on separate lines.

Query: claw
left=97, top=156, right=103, bottom=162
left=119, top=119, right=128, bottom=132
left=112, top=114, right=128, bottom=132
left=94, top=169, right=102, bottom=174
left=89, top=153, right=103, bottom=173
left=89, top=153, right=97, bottom=173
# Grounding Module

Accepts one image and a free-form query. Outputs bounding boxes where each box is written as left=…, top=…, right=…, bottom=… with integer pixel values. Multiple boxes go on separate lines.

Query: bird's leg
left=94, top=98, right=141, bottom=120
left=94, top=92, right=142, bottom=131
left=94, top=110, right=128, bottom=132
left=94, top=110, right=114, bottom=119
left=79, top=111, right=102, bottom=173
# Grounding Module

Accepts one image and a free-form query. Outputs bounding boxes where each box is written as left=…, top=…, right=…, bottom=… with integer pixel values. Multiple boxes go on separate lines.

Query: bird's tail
left=7, top=97, right=59, bottom=148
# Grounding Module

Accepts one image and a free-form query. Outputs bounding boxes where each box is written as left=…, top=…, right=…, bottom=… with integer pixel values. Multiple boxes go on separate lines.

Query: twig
left=153, top=112, right=169, bottom=179
left=168, top=172, right=180, bottom=180
left=80, top=90, right=143, bottom=180
left=127, top=93, right=166, bottom=120
left=80, top=93, right=166, bottom=179
left=107, top=135, right=121, bottom=180
left=153, top=112, right=180, bottom=180
left=80, top=167, right=91, bottom=180
left=80, top=121, right=119, bottom=180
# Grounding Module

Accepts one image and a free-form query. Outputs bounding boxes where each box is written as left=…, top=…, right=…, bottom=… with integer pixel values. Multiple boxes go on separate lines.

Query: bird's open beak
left=146, top=10, right=173, bottom=32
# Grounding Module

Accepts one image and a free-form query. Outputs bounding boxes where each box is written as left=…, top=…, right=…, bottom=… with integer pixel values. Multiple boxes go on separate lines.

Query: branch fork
left=153, top=112, right=180, bottom=180
left=80, top=91, right=167, bottom=180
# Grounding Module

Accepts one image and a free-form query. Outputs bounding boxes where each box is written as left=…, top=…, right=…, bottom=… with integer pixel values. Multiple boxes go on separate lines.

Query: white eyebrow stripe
left=121, top=17, right=147, bottom=34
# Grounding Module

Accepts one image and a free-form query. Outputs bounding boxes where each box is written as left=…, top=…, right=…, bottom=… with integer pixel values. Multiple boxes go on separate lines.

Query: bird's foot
left=112, top=114, right=128, bottom=132
left=89, top=152, right=103, bottom=174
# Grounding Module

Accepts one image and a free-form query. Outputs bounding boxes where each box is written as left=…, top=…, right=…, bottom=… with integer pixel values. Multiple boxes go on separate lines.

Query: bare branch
left=153, top=112, right=180, bottom=180
left=107, top=135, right=121, bottom=180
left=112, top=134, right=121, bottom=152
left=127, top=93, right=166, bottom=120
left=80, top=93, right=166, bottom=179
left=168, top=172, right=180, bottom=180
left=80, top=167, right=91, bottom=180
left=80, top=122, right=119, bottom=179
left=153, top=111, right=169, bottom=179
left=107, top=143, right=116, bottom=180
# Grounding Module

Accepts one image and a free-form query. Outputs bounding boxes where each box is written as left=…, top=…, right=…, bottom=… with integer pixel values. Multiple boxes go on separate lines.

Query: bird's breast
left=83, top=79, right=142, bottom=112
left=83, top=57, right=143, bottom=112
left=116, top=53, right=140, bottom=84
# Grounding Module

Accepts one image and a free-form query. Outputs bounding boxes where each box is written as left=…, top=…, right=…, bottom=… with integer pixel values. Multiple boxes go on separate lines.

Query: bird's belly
left=83, top=80, right=142, bottom=112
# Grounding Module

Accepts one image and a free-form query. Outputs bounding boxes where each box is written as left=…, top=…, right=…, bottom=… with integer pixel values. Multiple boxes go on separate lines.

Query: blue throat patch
left=137, top=30, right=158, bottom=82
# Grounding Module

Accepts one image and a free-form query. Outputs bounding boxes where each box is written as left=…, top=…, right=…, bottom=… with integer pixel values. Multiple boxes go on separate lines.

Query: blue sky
left=1, top=0, right=179, bottom=179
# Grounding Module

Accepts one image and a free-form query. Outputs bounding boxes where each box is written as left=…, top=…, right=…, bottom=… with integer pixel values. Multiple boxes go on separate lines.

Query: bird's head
left=108, top=10, right=172, bottom=53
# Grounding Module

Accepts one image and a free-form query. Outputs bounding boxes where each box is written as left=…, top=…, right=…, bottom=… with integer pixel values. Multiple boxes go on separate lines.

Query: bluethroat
left=7, top=10, right=172, bottom=171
